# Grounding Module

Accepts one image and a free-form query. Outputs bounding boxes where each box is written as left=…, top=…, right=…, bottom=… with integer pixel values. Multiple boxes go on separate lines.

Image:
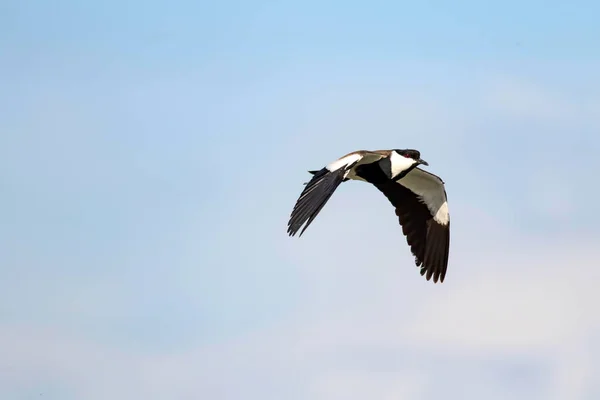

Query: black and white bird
left=287, top=149, right=450, bottom=283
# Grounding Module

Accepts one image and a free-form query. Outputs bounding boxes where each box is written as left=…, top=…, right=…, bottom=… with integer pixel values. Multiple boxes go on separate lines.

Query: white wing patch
left=434, top=201, right=449, bottom=225
left=398, top=168, right=449, bottom=225
left=326, top=153, right=363, bottom=172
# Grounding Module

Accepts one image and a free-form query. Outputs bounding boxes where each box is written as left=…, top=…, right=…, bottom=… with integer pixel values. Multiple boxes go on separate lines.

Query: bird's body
left=287, top=149, right=450, bottom=283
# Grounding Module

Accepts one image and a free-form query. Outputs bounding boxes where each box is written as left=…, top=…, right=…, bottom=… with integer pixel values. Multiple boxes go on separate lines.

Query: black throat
left=354, top=158, right=419, bottom=183
left=354, top=159, right=391, bottom=184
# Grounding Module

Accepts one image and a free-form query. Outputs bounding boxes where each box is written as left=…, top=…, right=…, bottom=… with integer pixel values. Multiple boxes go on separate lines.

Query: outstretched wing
left=287, top=150, right=388, bottom=237
left=371, top=167, right=450, bottom=283
left=287, top=166, right=350, bottom=237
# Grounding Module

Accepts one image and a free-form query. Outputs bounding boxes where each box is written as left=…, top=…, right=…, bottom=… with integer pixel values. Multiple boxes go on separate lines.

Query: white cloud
left=551, top=344, right=595, bottom=400
left=397, top=236, right=600, bottom=400
left=403, top=264, right=598, bottom=355
left=3, top=70, right=600, bottom=400
left=308, top=369, right=427, bottom=400
left=2, top=232, right=599, bottom=400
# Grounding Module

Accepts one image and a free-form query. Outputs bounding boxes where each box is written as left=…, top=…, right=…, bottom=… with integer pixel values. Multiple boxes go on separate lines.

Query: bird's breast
left=352, top=161, right=390, bottom=184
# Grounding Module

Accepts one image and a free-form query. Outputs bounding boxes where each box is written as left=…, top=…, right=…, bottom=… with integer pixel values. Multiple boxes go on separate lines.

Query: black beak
left=418, top=158, right=429, bottom=166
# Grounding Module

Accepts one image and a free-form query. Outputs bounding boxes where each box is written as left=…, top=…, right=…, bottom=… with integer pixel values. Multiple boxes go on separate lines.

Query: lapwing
left=287, top=149, right=450, bottom=283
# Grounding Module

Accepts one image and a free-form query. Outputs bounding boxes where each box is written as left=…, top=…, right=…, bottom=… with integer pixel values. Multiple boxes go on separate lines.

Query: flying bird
left=287, top=149, right=450, bottom=283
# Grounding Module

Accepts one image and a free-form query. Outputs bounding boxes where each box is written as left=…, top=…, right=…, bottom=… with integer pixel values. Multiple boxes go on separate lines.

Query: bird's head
left=394, top=149, right=429, bottom=166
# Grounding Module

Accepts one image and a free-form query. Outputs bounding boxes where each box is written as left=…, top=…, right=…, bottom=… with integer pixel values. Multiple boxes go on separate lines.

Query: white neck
left=389, top=151, right=417, bottom=178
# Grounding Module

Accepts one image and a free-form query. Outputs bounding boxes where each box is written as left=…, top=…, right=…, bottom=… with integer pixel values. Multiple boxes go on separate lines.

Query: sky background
left=2, top=0, right=600, bottom=399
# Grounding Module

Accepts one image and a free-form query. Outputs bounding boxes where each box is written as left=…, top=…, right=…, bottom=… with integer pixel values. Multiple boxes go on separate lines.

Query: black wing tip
left=286, top=223, right=306, bottom=237
left=419, top=265, right=445, bottom=283
left=287, top=219, right=305, bottom=237
left=417, top=221, right=449, bottom=284
left=286, top=167, right=346, bottom=238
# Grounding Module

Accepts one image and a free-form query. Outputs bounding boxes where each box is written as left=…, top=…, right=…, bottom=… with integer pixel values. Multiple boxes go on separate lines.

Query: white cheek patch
left=326, top=153, right=363, bottom=172
left=389, top=151, right=417, bottom=178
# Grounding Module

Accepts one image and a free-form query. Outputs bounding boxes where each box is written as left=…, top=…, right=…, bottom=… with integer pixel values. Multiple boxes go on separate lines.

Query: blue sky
left=2, top=1, right=600, bottom=399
